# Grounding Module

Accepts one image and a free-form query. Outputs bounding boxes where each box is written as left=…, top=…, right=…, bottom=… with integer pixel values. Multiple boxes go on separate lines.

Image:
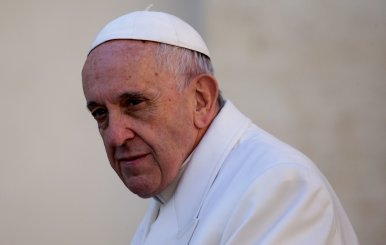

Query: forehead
left=83, top=40, right=157, bottom=76
left=82, top=40, right=176, bottom=102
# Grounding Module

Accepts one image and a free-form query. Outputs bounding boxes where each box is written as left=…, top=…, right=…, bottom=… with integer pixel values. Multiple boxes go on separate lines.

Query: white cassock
left=131, top=101, right=358, bottom=245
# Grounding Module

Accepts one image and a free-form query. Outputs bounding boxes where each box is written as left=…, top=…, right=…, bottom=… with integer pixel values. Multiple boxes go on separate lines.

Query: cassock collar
left=172, top=100, right=251, bottom=234
left=154, top=153, right=193, bottom=205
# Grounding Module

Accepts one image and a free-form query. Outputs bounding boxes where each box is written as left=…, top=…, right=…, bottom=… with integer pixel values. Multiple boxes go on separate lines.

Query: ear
left=192, top=74, right=219, bottom=129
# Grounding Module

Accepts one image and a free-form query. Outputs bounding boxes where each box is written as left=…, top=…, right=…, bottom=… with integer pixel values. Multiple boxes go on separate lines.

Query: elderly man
left=82, top=11, right=358, bottom=245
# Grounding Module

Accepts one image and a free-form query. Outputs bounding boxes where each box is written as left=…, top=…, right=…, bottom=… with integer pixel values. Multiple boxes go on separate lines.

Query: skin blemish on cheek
left=154, top=72, right=159, bottom=76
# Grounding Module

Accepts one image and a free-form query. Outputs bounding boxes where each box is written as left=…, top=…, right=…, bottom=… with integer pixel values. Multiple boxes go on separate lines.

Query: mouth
left=117, top=153, right=149, bottom=166
left=116, top=153, right=151, bottom=179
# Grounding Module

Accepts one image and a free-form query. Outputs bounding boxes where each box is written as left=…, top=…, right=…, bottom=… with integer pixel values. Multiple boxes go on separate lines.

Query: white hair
left=155, top=43, right=224, bottom=107
left=155, top=43, right=214, bottom=88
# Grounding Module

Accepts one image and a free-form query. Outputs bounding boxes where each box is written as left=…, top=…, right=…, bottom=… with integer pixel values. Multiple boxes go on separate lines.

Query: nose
left=103, top=112, right=135, bottom=147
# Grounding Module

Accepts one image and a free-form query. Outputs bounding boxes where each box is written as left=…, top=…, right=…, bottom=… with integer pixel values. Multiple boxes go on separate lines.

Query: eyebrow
left=86, top=91, right=148, bottom=111
left=87, top=101, right=100, bottom=111
left=118, top=92, right=147, bottom=101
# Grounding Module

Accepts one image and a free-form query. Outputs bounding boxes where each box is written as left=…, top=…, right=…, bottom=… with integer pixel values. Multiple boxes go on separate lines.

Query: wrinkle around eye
left=123, top=98, right=145, bottom=107
left=90, top=107, right=108, bottom=124
left=93, top=109, right=106, bottom=117
left=120, top=94, right=151, bottom=113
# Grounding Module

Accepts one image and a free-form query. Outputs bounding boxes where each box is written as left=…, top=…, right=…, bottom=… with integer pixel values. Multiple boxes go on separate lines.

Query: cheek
left=159, top=103, right=196, bottom=151
left=153, top=126, right=194, bottom=176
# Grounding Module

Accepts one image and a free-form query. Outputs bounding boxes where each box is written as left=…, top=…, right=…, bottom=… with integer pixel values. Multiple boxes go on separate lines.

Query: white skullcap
left=90, top=11, right=210, bottom=58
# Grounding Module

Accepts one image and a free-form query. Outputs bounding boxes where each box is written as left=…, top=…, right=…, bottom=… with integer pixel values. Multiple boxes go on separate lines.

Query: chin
left=125, top=178, right=160, bottom=198
left=130, top=187, right=158, bottom=199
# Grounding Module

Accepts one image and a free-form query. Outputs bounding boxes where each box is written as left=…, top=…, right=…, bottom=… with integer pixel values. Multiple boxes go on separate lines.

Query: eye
left=125, top=98, right=143, bottom=107
left=118, top=93, right=149, bottom=114
left=91, top=107, right=108, bottom=121
left=122, top=98, right=146, bottom=109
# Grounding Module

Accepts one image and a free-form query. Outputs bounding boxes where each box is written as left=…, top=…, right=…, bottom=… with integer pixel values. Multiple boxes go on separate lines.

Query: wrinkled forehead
left=83, top=40, right=159, bottom=77
left=81, top=40, right=179, bottom=96
left=89, top=40, right=157, bottom=63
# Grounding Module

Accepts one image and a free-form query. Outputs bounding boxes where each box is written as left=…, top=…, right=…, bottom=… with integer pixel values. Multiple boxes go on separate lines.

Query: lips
left=117, top=153, right=149, bottom=167
left=116, top=153, right=150, bottom=178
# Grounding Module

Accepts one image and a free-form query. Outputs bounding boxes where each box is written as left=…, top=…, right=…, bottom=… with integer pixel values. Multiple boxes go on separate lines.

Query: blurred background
left=0, top=0, right=385, bottom=244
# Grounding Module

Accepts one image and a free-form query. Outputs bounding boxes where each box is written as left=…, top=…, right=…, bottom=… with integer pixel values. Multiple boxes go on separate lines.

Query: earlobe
left=193, top=74, right=219, bottom=129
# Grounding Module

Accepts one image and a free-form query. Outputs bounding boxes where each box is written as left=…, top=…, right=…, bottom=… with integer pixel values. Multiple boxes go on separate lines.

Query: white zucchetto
left=90, top=11, right=210, bottom=58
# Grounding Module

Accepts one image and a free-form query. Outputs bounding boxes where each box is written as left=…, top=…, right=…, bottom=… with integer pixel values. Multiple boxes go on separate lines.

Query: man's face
left=82, top=40, right=199, bottom=198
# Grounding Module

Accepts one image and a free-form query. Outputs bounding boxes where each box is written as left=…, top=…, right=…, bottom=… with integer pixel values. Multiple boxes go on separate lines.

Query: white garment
left=131, top=101, right=358, bottom=245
